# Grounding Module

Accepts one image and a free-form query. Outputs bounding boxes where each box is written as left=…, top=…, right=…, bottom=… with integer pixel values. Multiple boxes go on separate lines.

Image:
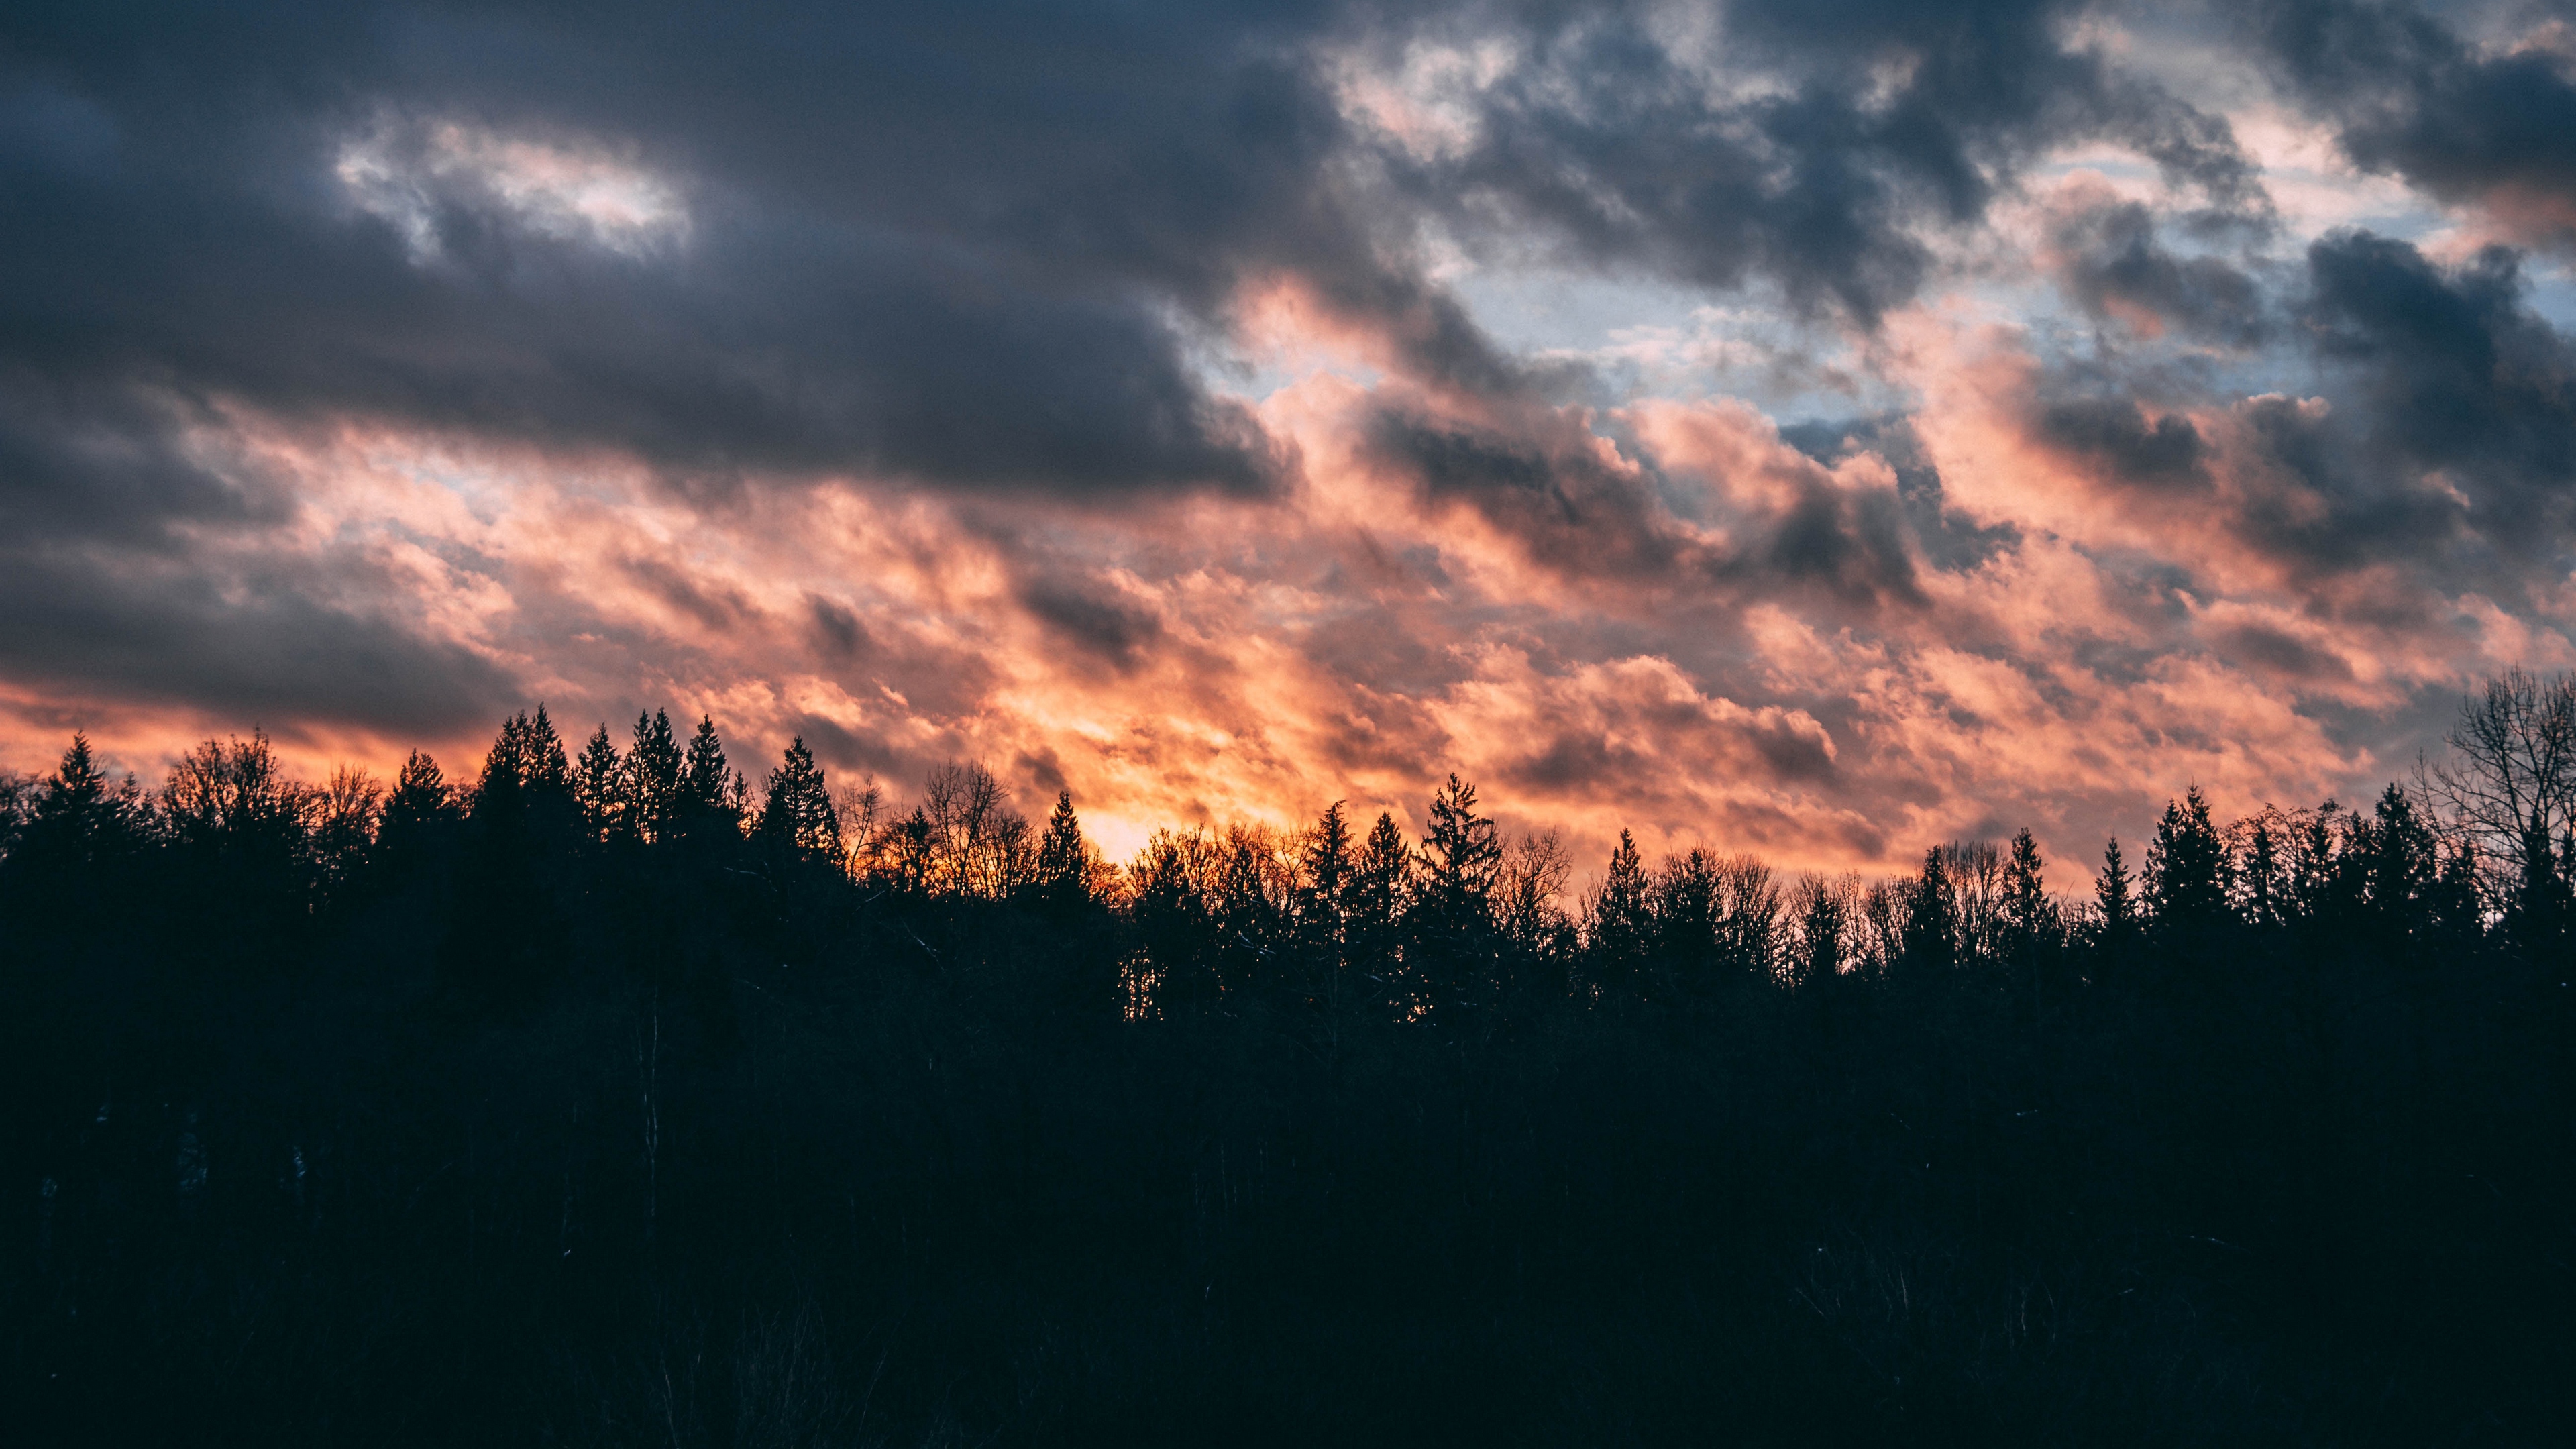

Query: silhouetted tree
left=2002, top=828, right=2060, bottom=1014
left=9, top=733, right=146, bottom=894
left=2145, top=788, right=2230, bottom=934
left=1791, top=874, right=1851, bottom=990
left=676, top=714, right=743, bottom=843
left=757, top=737, right=841, bottom=866
left=1902, top=846, right=1959, bottom=975
left=1348, top=811, right=1413, bottom=1014
left=1031, top=790, right=1093, bottom=915
left=2422, top=667, right=2576, bottom=910
left=2094, top=836, right=2137, bottom=961
left=313, top=765, right=382, bottom=896
left=1587, top=830, right=1653, bottom=999
left=1493, top=828, right=1575, bottom=968
left=571, top=724, right=626, bottom=844
left=626, top=710, right=682, bottom=845
left=1414, top=774, right=1501, bottom=1013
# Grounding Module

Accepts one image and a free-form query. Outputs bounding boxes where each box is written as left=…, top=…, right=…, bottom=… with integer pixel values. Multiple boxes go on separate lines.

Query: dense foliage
left=3, top=686, right=2572, bottom=1445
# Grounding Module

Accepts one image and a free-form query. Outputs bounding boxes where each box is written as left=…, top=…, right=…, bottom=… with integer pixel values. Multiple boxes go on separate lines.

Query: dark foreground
left=3, top=729, right=2573, bottom=1446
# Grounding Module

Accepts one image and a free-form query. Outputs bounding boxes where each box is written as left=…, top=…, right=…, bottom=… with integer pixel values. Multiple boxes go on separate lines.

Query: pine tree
left=1418, top=774, right=1501, bottom=928
left=1348, top=811, right=1414, bottom=1013
left=757, top=737, right=841, bottom=864
left=1587, top=829, right=1653, bottom=996
left=2506, top=812, right=2569, bottom=957
left=2002, top=828, right=2059, bottom=1015
left=1794, top=875, right=1850, bottom=990
left=1413, top=774, right=1499, bottom=1012
left=678, top=714, right=740, bottom=835
left=2241, top=812, right=2286, bottom=927
left=1294, top=801, right=1356, bottom=1000
left=384, top=750, right=456, bottom=837
left=626, top=710, right=682, bottom=844
left=2095, top=836, right=2137, bottom=953
left=1902, top=846, right=1958, bottom=973
left=468, top=706, right=572, bottom=841
left=1033, top=790, right=1091, bottom=910
left=2002, top=828, right=2055, bottom=945
left=524, top=705, right=570, bottom=794
left=2361, top=783, right=2440, bottom=927
left=571, top=725, right=626, bottom=843
left=20, top=732, right=143, bottom=874
left=1300, top=801, right=1353, bottom=921
left=2145, top=787, right=2229, bottom=928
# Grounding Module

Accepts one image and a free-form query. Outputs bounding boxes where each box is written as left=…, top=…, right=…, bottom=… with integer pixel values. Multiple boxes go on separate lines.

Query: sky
left=5, top=0, right=2576, bottom=873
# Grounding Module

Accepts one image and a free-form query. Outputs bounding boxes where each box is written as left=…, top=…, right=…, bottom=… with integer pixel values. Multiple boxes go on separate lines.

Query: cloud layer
left=6, top=0, right=2576, bottom=873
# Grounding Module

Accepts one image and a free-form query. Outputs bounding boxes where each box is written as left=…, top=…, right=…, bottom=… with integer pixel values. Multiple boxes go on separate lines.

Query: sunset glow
left=9, top=1, right=2576, bottom=873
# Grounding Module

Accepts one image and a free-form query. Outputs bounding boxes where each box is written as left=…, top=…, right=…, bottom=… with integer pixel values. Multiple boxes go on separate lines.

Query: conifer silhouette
left=758, top=737, right=841, bottom=864
left=626, top=710, right=682, bottom=844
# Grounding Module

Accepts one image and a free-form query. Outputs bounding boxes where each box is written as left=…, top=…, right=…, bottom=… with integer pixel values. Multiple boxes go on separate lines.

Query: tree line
left=2, top=677, right=2571, bottom=1444
left=4, top=679, right=2569, bottom=1028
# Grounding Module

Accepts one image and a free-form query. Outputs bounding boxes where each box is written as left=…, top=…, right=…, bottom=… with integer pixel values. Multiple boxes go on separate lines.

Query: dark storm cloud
left=1368, top=410, right=1693, bottom=580
left=0, top=1, right=1346, bottom=498
left=0, top=0, right=2265, bottom=525
left=0, top=547, right=518, bottom=734
left=2253, top=0, right=2576, bottom=244
left=2299, top=229, right=2576, bottom=545
left=1369, top=405, right=1927, bottom=608
left=1018, top=575, right=1166, bottom=671
left=2037, top=398, right=2212, bottom=486
left=0, top=375, right=518, bottom=730
left=0, top=377, right=289, bottom=545
left=1782, top=415, right=2019, bottom=574
left=2046, top=197, right=2272, bottom=347
left=1390, top=0, right=2264, bottom=323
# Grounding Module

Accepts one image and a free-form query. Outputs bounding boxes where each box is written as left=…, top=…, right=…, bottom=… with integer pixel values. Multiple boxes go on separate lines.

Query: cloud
left=8, top=1, right=2576, bottom=882
left=2251, top=0, right=2576, bottom=248
left=2042, top=185, right=2272, bottom=345
left=1348, top=0, right=2267, bottom=325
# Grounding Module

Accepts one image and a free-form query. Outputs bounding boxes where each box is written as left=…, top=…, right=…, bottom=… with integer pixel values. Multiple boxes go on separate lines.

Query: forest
left=3, top=676, right=2573, bottom=1446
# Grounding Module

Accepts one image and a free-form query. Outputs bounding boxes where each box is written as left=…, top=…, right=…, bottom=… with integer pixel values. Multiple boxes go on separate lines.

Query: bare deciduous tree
left=2419, top=667, right=2576, bottom=898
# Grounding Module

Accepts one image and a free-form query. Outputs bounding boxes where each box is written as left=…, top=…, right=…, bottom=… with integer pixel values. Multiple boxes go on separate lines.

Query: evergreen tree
left=384, top=751, right=457, bottom=838
left=473, top=712, right=533, bottom=820
left=1650, top=849, right=1722, bottom=994
left=1033, top=790, right=1092, bottom=911
left=1300, top=801, right=1353, bottom=922
left=2002, top=828, right=2059, bottom=1016
left=1413, top=773, right=1500, bottom=1011
left=2361, top=783, right=2441, bottom=928
left=17, top=732, right=145, bottom=877
left=2095, top=837, right=2137, bottom=953
left=1587, top=829, right=1653, bottom=996
left=1902, top=846, right=1958, bottom=973
left=571, top=725, right=626, bottom=843
left=1417, top=773, right=1502, bottom=928
left=757, top=737, right=841, bottom=865
left=678, top=714, right=742, bottom=837
left=1794, top=875, right=1850, bottom=990
left=2002, top=828, right=2057, bottom=949
left=2506, top=812, right=2569, bottom=957
left=2240, top=812, right=2286, bottom=927
left=627, top=710, right=682, bottom=844
left=524, top=705, right=570, bottom=794
left=1295, top=801, right=1356, bottom=1000
left=1348, top=811, right=1414, bottom=1012
left=2145, top=787, right=2229, bottom=929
